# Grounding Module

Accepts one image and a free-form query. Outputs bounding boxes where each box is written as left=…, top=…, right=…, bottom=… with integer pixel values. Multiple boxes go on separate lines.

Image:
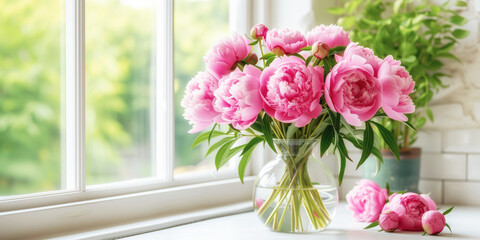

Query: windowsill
left=0, top=177, right=255, bottom=239
left=64, top=202, right=480, bottom=240
left=49, top=202, right=253, bottom=240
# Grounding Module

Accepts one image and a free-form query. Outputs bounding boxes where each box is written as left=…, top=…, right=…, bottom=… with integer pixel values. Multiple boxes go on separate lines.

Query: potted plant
left=181, top=23, right=416, bottom=232
left=329, top=0, right=469, bottom=192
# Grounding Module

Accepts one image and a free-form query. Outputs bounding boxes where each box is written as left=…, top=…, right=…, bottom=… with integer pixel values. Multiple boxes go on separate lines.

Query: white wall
left=265, top=0, right=480, bottom=205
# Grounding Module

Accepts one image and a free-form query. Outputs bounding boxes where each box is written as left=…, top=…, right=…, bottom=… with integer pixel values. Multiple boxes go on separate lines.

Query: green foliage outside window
left=0, top=0, right=229, bottom=195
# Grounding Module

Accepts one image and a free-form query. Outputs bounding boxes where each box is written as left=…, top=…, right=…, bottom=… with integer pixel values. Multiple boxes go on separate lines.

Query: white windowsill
left=0, top=177, right=255, bottom=239
left=50, top=202, right=253, bottom=240
left=107, top=203, right=480, bottom=240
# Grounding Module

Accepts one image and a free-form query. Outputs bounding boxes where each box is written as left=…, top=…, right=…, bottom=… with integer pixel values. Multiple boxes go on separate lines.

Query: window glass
left=85, top=0, right=155, bottom=184
left=0, top=0, right=65, bottom=196
left=173, top=0, right=230, bottom=175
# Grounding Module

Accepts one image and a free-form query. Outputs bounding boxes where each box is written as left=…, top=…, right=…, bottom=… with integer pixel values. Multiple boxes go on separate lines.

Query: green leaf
left=393, top=0, right=403, bottom=14
left=439, top=41, right=456, bottom=52
left=327, top=7, right=345, bottom=15
left=205, top=136, right=236, bottom=157
left=426, top=107, right=434, bottom=122
left=191, top=130, right=225, bottom=149
left=238, top=147, right=255, bottom=183
left=289, top=53, right=305, bottom=61
left=364, top=221, right=379, bottom=229
left=338, top=16, right=356, bottom=29
left=427, top=60, right=444, bottom=71
left=437, top=52, right=461, bottom=62
left=371, top=121, right=400, bottom=162
left=248, top=40, right=259, bottom=46
left=357, top=122, right=374, bottom=170
left=452, top=29, right=470, bottom=39
left=261, top=52, right=276, bottom=60
left=337, top=136, right=352, bottom=162
left=241, top=137, right=263, bottom=156
left=402, top=121, right=417, bottom=132
left=430, top=5, right=442, bottom=16
left=286, top=124, right=298, bottom=139
left=445, top=223, right=452, bottom=234
left=328, top=46, right=346, bottom=56
left=262, top=114, right=277, bottom=153
left=338, top=153, right=346, bottom=185
left=225, top=144, right=246, bottom=160
left=250, top=121, right=263, bottom=132
left=301, top=46, right=312, bottom=51
left=443, top=206, right=454, bottom=215
left=208, top=123, right=218, bottom=144
left=320, top=125, right=334, bottom=157
left=454, top=1, right=467, bottom=7
left=215, top=139, right=237, bottom=170
left=305, top=55, right=314, bottom=66
left=402, top=55, right=417, bottom=63
left=450, top=15, right=468, bottom=26
left=265, top=57, right=275, bottom=67
left=386, top=181, right=390, bottom=195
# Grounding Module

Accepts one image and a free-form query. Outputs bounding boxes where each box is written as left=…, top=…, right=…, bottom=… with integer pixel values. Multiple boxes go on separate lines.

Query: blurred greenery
left=0, top=0, right=229, bottom=195
left=173, top=0, right=229, bottom=170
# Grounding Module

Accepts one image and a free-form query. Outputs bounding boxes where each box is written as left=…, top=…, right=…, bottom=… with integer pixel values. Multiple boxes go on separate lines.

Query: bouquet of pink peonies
left=182, top=23, right=416, bottom=232
left=347, top=179, right=454, bottom=235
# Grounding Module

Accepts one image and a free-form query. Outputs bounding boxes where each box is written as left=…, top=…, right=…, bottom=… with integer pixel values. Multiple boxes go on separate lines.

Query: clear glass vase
left=253, top=139, right=338, bottom=233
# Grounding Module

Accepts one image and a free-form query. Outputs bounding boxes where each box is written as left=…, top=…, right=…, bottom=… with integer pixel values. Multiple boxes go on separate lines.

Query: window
left=0, top=0, right=254, bottom=238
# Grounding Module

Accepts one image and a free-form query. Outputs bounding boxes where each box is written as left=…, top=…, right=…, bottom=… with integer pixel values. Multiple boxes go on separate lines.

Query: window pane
left=0, top=0, right=65, bottom=195
left=174, top=0, right=230, bottom=175
left=85, top=0, right=155, bottom=185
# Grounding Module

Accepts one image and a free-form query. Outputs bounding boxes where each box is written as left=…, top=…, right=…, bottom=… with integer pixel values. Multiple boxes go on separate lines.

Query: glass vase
left=253, top=139, right=338, bottom=233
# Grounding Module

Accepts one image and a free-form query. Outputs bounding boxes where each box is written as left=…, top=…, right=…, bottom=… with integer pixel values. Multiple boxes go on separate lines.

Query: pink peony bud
left=250, top=24, right=268, bottom=40
left=379, top=210, right=400, bottom=232
left=245, top=53, right=258, bottom=65
left=422, top=210, right=446, bottom=235
left=312, top=41, right=329, bottom=59
left=255, top=198, right=263, bottom=209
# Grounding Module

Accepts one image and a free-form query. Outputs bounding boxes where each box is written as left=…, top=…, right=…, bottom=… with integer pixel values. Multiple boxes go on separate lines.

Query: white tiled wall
left=336, top=130, right=480, bottom=206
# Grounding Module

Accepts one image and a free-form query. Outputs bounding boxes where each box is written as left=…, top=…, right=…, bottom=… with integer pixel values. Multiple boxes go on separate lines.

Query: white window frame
left=0, top=0, right=262, bottom=238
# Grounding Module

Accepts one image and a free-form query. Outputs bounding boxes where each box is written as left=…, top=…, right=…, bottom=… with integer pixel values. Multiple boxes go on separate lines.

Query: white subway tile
left=444, top=181, right=480, bottom=206
left=419, top=180, right=443, bottom=204
left=443, top=129, right=480, bottom=153
left=467, top=154, right=480, bottom=181
left=420, top=153, right=466, bottom=180
left=412, top=131, right=442, bottom=153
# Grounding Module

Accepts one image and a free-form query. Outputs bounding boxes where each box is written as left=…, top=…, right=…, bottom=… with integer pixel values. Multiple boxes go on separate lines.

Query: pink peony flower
left=346, top=179, right=388, bottom=222
left=213, top=65, right=262, bottom=130
left=377, top=55, right=415, bottom=121
left=306, top=24, right=350, bottom=48
left=324, top=55, right=383, bottom=126
left=312, top=41, right=329, bottom=60
left=181, top=72, right=220, bottom=133
left=420, top=194, right=437, bottom=211
left=422, top=210, right=446, bottom=235
left=204, top=33, right=252, bottom=79
left=336, top=42, right=382, bottom=73
left=260, top=56, right=324, bottom=127
left=379, top=210, right=400, bottom=232
left=250, top=23, right=268, bottom=40
left=265, top=28, right=307, bottom=56
left=383, top=192, right=430, bottom=231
